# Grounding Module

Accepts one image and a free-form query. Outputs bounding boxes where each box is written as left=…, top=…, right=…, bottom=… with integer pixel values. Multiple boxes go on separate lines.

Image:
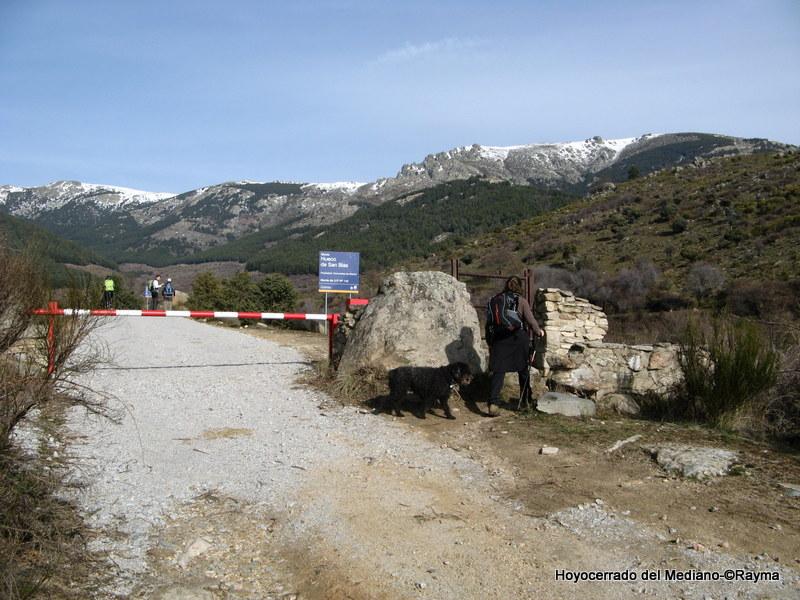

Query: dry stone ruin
left=533, top=288, right=682, bottom=404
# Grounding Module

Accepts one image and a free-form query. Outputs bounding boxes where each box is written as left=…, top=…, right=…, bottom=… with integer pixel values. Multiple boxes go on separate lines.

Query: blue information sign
left=318, top=251, right=360, bottom=294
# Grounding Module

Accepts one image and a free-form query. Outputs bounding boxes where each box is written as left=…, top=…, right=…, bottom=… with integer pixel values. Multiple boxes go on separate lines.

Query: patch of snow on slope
left=79, top=183, right=175, bottom=204
left=304, top=182, right=365, bottom=194
left=477, top=135, right=658, bottom=165
left=478, top=145, right=528, bottom=161
left=0, top=185, right=24, bottom=205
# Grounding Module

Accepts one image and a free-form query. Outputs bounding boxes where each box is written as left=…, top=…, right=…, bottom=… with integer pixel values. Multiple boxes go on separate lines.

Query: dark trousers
left=489, top=369, right=532, bottom=405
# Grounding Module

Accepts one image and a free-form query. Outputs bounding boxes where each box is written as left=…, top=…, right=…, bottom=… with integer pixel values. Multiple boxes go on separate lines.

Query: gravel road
left=69, top=318, right=799, bottom=599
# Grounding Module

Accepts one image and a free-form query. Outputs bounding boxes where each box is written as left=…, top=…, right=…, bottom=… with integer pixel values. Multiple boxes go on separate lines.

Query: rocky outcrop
left=336, top=272, right=487, bottom=375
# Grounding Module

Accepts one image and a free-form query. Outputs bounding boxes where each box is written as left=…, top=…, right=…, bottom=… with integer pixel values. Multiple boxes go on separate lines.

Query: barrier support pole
left=47, top=301, right=58, bottom=375
left=328, top=313, right=340, bottom=365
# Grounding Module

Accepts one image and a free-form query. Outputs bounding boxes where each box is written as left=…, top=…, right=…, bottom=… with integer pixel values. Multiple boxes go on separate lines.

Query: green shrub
left=676, top=319, right=779, bottom=427
left=258, top=274, right=298, bottom=312
left=658, top=201, right=678, bottom=222
left=670, top=216, right=688, bottom=233
left=188, top=271, right=298, bottom=316
left=188, top=272, right=224, bottom=310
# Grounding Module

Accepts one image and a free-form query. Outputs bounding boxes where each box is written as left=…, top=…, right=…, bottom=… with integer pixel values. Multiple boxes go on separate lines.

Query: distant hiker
left=149, top=275, right=162, bottom=310
left=103, top=275, right=115, bottom=309
left=485, top=276, right=543, bottom=416
left=162, top=278, right=175, bottom=310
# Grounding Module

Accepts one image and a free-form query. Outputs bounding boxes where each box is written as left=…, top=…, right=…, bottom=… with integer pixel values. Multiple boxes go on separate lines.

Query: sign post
left=318, top=251, right=360, bottom=333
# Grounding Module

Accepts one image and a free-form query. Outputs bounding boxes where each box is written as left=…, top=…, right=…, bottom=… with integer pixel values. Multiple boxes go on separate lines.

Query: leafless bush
left=1, top=263, right=108, bottom=448
left=739, top=329, right=800, bottom=442
left=532, top=266, right=578, bottom=291
left=687, top=262, right=726, bottom=301
left=0, top=248, right=110, bottom=598
left=723, top=278, right=800, bottom=320
left=607, top=260, right=662, bottom=312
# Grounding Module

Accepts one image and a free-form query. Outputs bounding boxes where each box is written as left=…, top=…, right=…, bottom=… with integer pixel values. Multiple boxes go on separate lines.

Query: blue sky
left=1, top=0, right=798, bottom=192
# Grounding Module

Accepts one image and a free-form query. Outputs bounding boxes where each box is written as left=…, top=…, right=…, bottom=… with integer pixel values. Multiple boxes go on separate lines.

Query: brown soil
left=129, top=326, right=800, bottom=599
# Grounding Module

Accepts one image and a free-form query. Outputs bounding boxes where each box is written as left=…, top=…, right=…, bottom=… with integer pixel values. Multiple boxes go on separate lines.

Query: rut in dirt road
left=68, top=318, right=798, bottom=599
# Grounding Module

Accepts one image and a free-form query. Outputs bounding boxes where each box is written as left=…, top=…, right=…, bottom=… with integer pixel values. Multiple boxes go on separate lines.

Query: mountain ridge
left=0, top=132, right=793, bottom=265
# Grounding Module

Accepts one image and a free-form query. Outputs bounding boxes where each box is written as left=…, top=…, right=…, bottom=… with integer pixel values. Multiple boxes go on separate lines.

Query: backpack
left=485, top=292, right=523, bottom=344
left=163, top=282, right=174, bottom=297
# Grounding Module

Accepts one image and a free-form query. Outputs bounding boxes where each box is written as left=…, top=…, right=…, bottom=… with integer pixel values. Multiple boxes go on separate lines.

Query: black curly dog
left=382, top=362, right=473, bottom=419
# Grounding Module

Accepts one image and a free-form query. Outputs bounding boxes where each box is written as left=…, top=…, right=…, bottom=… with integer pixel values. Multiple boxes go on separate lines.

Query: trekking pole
left=517, top=348, right=536, bottom=411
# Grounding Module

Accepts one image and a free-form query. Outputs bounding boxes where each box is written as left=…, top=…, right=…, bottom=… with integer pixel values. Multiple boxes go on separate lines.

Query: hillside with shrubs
left=416, top=150, right=799, bottom=323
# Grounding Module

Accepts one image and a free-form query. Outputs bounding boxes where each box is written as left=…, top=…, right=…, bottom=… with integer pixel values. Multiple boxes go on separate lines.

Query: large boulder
left=337, top=271, right=487, bottom=374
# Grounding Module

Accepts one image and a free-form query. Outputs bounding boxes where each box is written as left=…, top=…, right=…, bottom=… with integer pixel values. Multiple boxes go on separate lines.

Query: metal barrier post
left=47, top=301, right=58, bottom=375
left=328, top=313, right=339, bottom=363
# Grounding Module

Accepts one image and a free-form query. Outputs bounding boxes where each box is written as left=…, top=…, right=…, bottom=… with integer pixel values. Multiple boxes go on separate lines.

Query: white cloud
left=373, top=37, right=483, bottom=65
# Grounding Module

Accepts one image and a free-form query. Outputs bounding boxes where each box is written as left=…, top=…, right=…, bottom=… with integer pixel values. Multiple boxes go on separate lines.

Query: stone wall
left=546, top=341, right=681, bottom=399
left=533, top=288, right=608, bottom=373
left=533, top=288, right=681, bottom=399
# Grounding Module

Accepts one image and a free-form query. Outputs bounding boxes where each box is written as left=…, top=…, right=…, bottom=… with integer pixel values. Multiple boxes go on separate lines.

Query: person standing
left=102, top=275, right=115, bottom=309
left=485, top=276, right=543, bottom=416
left=162, top=278, right=175, bottom=310
left=149, top=274, right=162, bottom=310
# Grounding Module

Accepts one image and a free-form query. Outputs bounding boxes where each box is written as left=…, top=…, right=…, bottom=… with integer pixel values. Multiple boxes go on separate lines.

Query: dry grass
left=331, top=366, right=388, bottom=406
left=0, top=423, right=109, bottom=599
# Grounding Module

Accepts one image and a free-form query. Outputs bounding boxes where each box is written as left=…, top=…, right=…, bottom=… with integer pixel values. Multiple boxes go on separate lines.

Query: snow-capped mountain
left=361, top=132, right=790, bottom=199
left=0, top=180, right=174, bottom=218
left=0, top=132, right=792, bottom=262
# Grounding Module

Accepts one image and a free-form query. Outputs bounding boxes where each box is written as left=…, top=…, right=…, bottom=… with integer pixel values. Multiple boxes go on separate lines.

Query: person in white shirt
left=149, top=274, right=162, bottom=310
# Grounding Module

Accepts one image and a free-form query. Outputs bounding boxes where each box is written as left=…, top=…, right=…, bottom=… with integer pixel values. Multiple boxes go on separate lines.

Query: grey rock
left=648, top=444, right=738, bottom=480
left=337, top=271, right=487, bottom=374
left=536, top=392, right=596, bottom=417
left=778, top=483, right=800, bottom=498
left=597, top=393, right=640, bottom=416
left=177, top=537, right=213, bottom=569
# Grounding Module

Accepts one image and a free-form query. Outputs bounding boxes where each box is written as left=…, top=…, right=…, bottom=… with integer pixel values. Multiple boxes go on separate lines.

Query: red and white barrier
left=33, top=302, right=368, bottom=373
left=34, top=299, right=372, bottom=373
left=33, top=308, right=330, bottom=320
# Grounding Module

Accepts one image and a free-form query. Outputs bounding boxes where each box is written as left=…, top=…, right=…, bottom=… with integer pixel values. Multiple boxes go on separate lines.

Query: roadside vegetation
left=637, top=316, right=797, bottom=441
left=187, top=271, right=298, bottom=315
left=0, top=247, right=109, bottom=599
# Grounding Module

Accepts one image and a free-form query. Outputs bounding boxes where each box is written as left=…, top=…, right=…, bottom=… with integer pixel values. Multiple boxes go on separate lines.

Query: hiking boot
left=486, top=401, right=500, bottom=417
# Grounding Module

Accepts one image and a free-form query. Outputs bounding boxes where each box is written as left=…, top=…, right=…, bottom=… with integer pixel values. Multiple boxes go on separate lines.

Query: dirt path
left=75, top=323, right=799, bottom=599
